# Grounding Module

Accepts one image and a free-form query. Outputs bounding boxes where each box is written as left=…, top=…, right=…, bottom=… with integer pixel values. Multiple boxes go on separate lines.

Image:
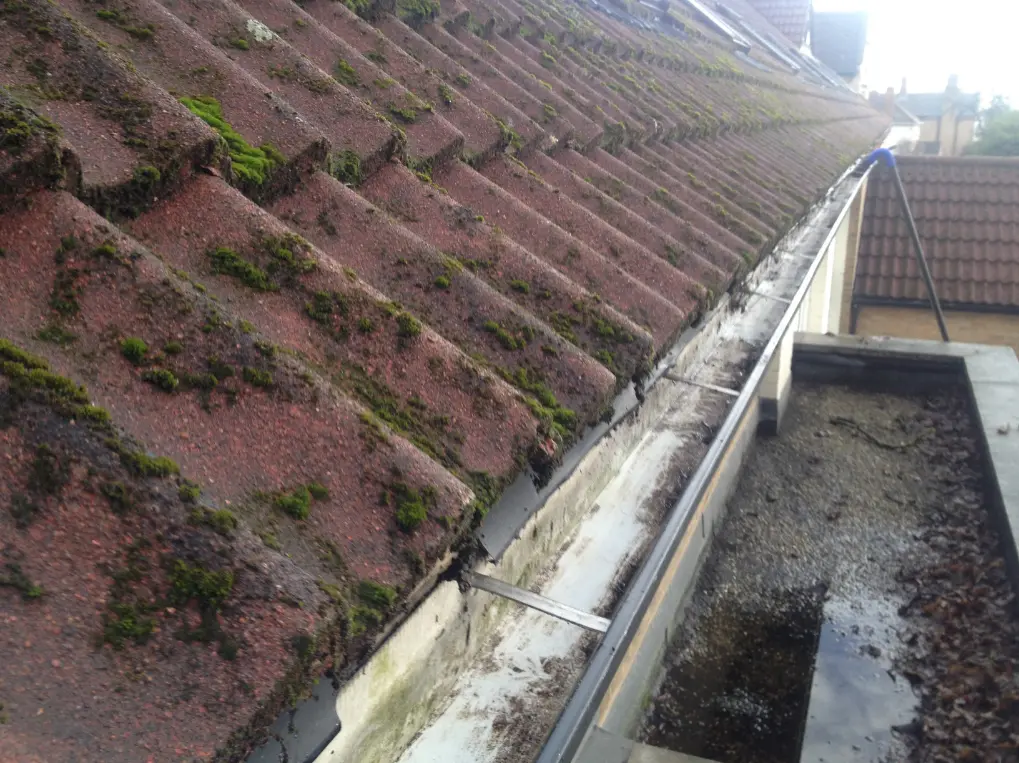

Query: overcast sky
left=813, top=0, right=1018, bottom=106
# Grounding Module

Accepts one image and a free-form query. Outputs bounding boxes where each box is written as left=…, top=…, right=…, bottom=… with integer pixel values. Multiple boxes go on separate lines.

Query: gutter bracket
left=462, top=572, right=610, bottom=634
left=664, top=374, right=741, bottom=398
left=751, top=290, right=793, bottom=304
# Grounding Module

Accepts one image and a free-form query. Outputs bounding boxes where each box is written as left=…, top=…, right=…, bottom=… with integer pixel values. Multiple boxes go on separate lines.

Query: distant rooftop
left=856, top=156, right=1019, bottom=308
left=899, top=80, right=981, bottom=120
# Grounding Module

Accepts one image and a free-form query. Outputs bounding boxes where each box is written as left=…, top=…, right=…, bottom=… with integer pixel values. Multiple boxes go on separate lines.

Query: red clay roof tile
left=856, top=156, right=1019, bottom=309
left=0, top=0, right=889, bottom=753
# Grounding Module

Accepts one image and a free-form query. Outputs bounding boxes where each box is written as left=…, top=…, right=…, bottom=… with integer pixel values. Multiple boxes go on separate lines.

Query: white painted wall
left=765, top=174, right=868, bottom=410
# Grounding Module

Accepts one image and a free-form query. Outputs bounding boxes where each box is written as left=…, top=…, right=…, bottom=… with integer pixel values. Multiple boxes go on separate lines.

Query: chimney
left=947, top=74, right=959, bottom=93
left=900, top=77, right=907, bottom=95
left=883, top=86, right=896, bottom=118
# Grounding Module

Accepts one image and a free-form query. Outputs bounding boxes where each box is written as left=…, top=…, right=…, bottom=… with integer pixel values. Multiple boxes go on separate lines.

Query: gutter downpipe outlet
left=534, top=159, right=876, bottom=763
left=862, top=148, right=951, bottom=342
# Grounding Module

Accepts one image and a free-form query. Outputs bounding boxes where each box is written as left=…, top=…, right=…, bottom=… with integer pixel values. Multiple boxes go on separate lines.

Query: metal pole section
left=462, top=572, right=611, bottom=633
left=864, top=148, right=950, bottom=342
left=888, top=165, right=951, bottom=342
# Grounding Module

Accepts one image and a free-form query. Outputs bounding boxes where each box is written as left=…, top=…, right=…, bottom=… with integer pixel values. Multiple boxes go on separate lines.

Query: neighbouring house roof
left=856, top=156, right=1019, bottom=308
left=895, top=102, right=922, bottom=126
left=746, top=0, right=812, bottom=46
left=810, top=11, right=867, bottom=78
left=900, top=91, right=981, bottom=120
left=867, top=91, right=922, bottom=126
left=0, top=0, right=887, bottom=758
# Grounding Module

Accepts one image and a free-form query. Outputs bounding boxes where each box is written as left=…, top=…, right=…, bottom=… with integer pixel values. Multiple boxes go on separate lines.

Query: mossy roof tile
left=0, top=0, right=889, bottom=753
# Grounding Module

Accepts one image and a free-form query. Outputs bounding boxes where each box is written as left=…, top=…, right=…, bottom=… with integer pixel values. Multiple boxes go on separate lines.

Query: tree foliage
left=969, top=97, right=1019, bottom=157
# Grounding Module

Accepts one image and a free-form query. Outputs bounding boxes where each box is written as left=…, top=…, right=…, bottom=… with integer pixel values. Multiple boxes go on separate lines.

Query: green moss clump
left=357, top=579, right=397, bottom=608
left=0, top=342, right=115, bottom=428
left=541, top=51, right=557, bottom=69
left=36, top=324, right=77, bottom=346
left=0, top=558, right=43, bottom=603
left=501, top=366, right=576, bottom=437
left=132, top=165, right=160, bottom=187
left=178, top=480, right=201, bottom=502
left=349, top=603, right=383, bottom=636
left=333, top=149, right=362, bottom=186
left=242, top=366, right=273, bottom=388
left=396, top=312, right=421, bottom=339
left=396, top=0, right=439, bottom=27
left=509, top=279, right=530, bottom=294
left=263, top=234, right=317, bottom=279
left=275, top=485, right=312, bottom=519
left=3, top=364, right=88, bottom=406
left=365, top=50, right=388, bottom=64
left=49, top=269, right=81, bottom=317
left=0, top=339, right=49, bottom=370
left=274, top=482, right=329, bottom=519
left=163, top=340, right=184, bottom=355
left=207, top=356, right=235, bottom=381
left=115, top=445, right=180, bottom=477
left=390, top=481, right=433, bottom=532
left=483, top=320, right=525, bottom=350
left=193, top=508, right=238, bottom=534
left=0, top=94, right=60, bottom=155
left=180, top=371, right=217, bottom=390
left=306, top=291, right=349, bottom=340
left=77, top=403, right=111, bottom=424
left=168, top=560, right=234, bottom=608
left=496, top=118, right=524, bottom=151
left=94, top=8, right=155, bottom=40
left=389, top=105, right=418, bottom=124
left=358, top=317, right=374, bottom=334
left=438, top=83, right=455, bottom=105
left=230, top=37, right=250, bottom=50
left=102, top=602, right=155, bottom=648
left=434, top=274, right=451, bottom=289
left=455, top=72, right=471, bottom=88
left=594, top=349, right=615, bottom=369
left=334, top=59, right=360, bottom=87
left=179, top=96, right=283, bottom=186
left=100, top=481, right=134, bottom=514
left=308, top=482, right=329, bottom=500
left=92, top=241, right=119, bottom=259
left=542, top=103, right=558, bottom=123
left=141, top=368, right=179, bottom=392
left=208, top=246, right=272, bottom=290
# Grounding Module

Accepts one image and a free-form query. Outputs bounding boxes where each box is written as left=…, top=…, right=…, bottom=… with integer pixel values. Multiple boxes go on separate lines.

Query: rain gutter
left=534, top=159, right=875, bottom=763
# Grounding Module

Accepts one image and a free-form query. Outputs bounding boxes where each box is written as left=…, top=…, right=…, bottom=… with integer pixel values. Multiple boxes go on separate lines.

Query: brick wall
left=855, top=305, right=1019, bottom=354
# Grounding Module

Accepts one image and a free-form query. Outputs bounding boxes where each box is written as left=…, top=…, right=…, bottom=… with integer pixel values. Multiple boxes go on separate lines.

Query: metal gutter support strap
left=861, top=149, right=951, bottom=342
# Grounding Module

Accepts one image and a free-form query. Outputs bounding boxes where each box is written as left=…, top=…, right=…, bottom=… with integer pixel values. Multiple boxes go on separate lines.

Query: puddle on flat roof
left=801, top=610, right=916, bottom=763
left=640, top=589, right=917, bottom=763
